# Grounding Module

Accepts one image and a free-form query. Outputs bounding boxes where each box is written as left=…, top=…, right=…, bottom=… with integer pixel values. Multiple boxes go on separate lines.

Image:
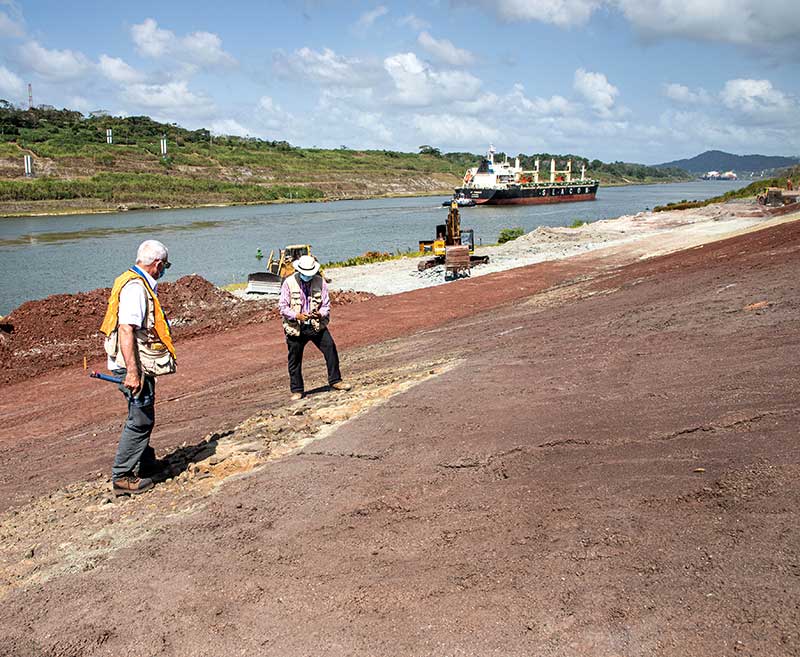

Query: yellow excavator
left=246, top=244, right=323, bottom=294
left=418, top=201, right=489, bottom=277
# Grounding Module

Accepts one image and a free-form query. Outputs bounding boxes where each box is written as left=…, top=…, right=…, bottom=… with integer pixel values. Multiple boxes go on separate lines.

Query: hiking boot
left=113, top=475, right=154, bottom=497
left=290, top=391, right=304, bottom=401
left=330, top=381, right=352, bottom=391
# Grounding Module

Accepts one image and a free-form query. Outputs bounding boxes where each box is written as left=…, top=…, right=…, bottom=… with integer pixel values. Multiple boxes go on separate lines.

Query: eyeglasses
left=161, top=259, right=171, bottom=269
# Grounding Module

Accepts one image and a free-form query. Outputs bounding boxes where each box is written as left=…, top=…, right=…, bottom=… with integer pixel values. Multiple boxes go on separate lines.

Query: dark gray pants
left=111, top=368, right=157, bottom=481
left=286, top=326, right=342, bottom=393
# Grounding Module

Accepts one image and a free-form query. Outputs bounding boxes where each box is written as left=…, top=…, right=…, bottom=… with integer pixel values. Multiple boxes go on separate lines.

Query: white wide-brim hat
left=293, top=254, right=320, bottom=276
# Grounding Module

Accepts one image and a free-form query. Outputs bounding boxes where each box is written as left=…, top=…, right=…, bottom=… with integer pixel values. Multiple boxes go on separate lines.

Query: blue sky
left=1, top=0, right=798, bottom=164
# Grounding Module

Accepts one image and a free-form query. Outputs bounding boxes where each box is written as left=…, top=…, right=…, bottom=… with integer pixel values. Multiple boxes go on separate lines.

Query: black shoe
left=112, top=475, right=154, bottom=497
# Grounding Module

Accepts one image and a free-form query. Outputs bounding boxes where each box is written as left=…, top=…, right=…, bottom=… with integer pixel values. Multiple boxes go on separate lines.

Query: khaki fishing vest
left=104, top=279, right=176, bottom=376
left=282, top=274, right=329, bottom=337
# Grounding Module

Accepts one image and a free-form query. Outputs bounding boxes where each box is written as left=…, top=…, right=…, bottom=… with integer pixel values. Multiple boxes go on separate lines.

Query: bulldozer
left=245, top=244, right=322, bottom=294
left=418, top=201, right=489, bottom=278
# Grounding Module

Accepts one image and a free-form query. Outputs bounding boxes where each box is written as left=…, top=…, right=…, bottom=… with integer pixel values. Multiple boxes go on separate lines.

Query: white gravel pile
left=326, top=200, right=767, bottom=296
left=232, top=199, right=773, bottom=299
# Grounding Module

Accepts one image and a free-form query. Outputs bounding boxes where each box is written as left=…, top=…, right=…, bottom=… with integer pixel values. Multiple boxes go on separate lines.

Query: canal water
left=0, top=180, right=749, bottom=314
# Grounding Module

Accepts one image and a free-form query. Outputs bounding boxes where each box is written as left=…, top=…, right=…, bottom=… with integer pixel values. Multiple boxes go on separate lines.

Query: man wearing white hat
left=278, top=254, right=352, bottom=400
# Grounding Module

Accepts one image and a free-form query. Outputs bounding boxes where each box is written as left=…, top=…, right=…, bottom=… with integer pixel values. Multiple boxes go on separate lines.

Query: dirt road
left=1, top=215, right=799, bottom=656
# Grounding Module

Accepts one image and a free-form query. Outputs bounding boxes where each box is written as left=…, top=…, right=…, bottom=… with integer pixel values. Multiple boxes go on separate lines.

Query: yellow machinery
left=418, top=201, right=488, bottom=274
left=246, top=244, right=323, bottom=294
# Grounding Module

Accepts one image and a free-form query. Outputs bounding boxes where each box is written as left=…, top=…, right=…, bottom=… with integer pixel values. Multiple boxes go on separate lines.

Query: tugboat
left=455, top=145, right=599, bottom=205
left=441, top=194, right=476, bottom=207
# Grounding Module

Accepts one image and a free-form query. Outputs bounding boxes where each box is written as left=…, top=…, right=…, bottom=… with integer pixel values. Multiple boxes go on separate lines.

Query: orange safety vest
left=100, top=269, right=176, bottom=359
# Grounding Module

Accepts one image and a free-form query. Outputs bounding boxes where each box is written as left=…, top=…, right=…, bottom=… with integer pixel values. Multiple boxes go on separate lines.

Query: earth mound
left=0, top=276, right=373, bottom=386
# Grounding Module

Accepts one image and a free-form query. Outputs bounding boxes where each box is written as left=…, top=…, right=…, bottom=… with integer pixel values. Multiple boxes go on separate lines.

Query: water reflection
left=0, top=219, right=226, bottom=247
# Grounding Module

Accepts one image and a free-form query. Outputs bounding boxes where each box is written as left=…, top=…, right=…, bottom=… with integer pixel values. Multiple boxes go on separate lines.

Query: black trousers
left=286, top=326, right=342, bottom=393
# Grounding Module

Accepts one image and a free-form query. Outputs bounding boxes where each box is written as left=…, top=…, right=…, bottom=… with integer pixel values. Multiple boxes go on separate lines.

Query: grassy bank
left=653, top=166, right=800, bottom=212
left=0, top=105, right=694, bottom=215
left=0, top=173, right=322, bottom=206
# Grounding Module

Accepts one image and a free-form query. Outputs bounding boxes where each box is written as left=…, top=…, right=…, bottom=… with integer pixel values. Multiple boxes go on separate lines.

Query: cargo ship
left=453, top=145, right=598, bottom=205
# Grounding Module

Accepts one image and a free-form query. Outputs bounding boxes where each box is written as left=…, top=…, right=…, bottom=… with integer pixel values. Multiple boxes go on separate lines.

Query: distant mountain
left=655, top=150, right=800, bottom=174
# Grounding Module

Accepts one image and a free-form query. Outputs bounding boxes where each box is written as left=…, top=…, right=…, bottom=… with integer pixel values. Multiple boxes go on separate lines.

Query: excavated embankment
left=0, top=216, right=798, bottom=657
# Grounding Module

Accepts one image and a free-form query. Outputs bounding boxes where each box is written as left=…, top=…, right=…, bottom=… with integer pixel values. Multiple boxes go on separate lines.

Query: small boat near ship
left=453, top=145, right=599, bottom=206
left=441, top=195, right=476, bottom=207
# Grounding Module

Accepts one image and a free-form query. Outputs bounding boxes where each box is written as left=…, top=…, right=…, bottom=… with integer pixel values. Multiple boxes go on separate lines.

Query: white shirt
left=107, top=268, right=158, bottom=370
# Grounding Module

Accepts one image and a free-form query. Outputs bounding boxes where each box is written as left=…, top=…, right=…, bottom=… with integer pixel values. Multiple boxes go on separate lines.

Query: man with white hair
left=278, top=254, right=351, bottom=401
left=100, top=239, right=177, bottom=496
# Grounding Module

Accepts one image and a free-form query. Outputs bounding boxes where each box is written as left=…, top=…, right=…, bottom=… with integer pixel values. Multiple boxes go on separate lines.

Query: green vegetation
left=0, top=103, right=695, bottom=214
left=653, top=166, right=800, bottom=212
left=657, top=150, right=799, bottom=175
left=324, top=250, right=415, bottom=269
left=570, top=219, right=588, bottom=228
left=0, top=173, right=321, bottom=204
left=498, top=227, right=524, bottom=243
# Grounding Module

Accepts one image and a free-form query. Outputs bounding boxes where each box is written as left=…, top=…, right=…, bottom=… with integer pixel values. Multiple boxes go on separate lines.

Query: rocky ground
left=0, top=201, right=798, bottom=657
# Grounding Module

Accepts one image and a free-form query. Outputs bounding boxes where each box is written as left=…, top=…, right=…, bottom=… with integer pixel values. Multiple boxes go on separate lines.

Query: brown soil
left=0, top=220, right=798, bottom=656
left=0, top=277, right=373, bottom=386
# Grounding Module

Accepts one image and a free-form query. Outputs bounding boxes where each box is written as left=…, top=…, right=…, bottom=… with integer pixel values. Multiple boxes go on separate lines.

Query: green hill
left=656, top=150, right=799, bottom=174
left=0, top=104, right=693, bottom=216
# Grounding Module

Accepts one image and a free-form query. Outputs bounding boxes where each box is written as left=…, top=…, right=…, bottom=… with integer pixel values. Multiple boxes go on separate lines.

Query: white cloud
left=131, top=18, right=236, bottom=69
left=210, top=119, right=250, bottom=137
left=508, top=83, right=574, bottom=115
left=353, top=111, right=393, bottom=143
left=0, top=65, right=24, bottom=99
left=657, top=108, right=765, bottom=151
left=412, top=113, right=501, bottom=146
left=354, top=5, right=389, bottom=34
left=470, top=0, right=600, bottom=27
left=720, top=78, right=793, bottom=116
left=384, top=52, right=481, bottom=106
left=67, top=95, right=91, bottom=113
left=453, top=84, right=574, bottom=119
left=615, top=0, right=800, bottom=47
left=573, top=68, right=618, bottom=117
left=17, top=41, right=91, bottom=80
left=274, top=47, right=380, bottom=87
left=418, top=32, right=475, bottom=66
left=181, top=31, right=237, bottom=68
left=98, top=55, right=144, bottom=84
left=462, top=0, right=800, bottom=49
left=318, top=87, right=379, bottom=113
left=0, top=8, right=24, bottom=37
left=131, top=18, right=171, bottom=58
left=257, top=95, right=297, bottom=132
left=663, top=82, right=710, bottom=104
left=121, top=80, right=213, bottom=114
left=399, top=14, right=430, bottom=31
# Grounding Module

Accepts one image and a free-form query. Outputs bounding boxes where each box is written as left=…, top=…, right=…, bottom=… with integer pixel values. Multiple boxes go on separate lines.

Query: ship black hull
left=454, top=182, right=598, bottom=205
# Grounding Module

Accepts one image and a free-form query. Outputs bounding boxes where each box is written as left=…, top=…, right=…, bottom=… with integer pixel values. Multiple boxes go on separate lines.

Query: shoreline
left=229, top=196, right=794, bottom=299
left=1, top=194, right=782, bottom=318
left=0, top=179, right=698, bottom=220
